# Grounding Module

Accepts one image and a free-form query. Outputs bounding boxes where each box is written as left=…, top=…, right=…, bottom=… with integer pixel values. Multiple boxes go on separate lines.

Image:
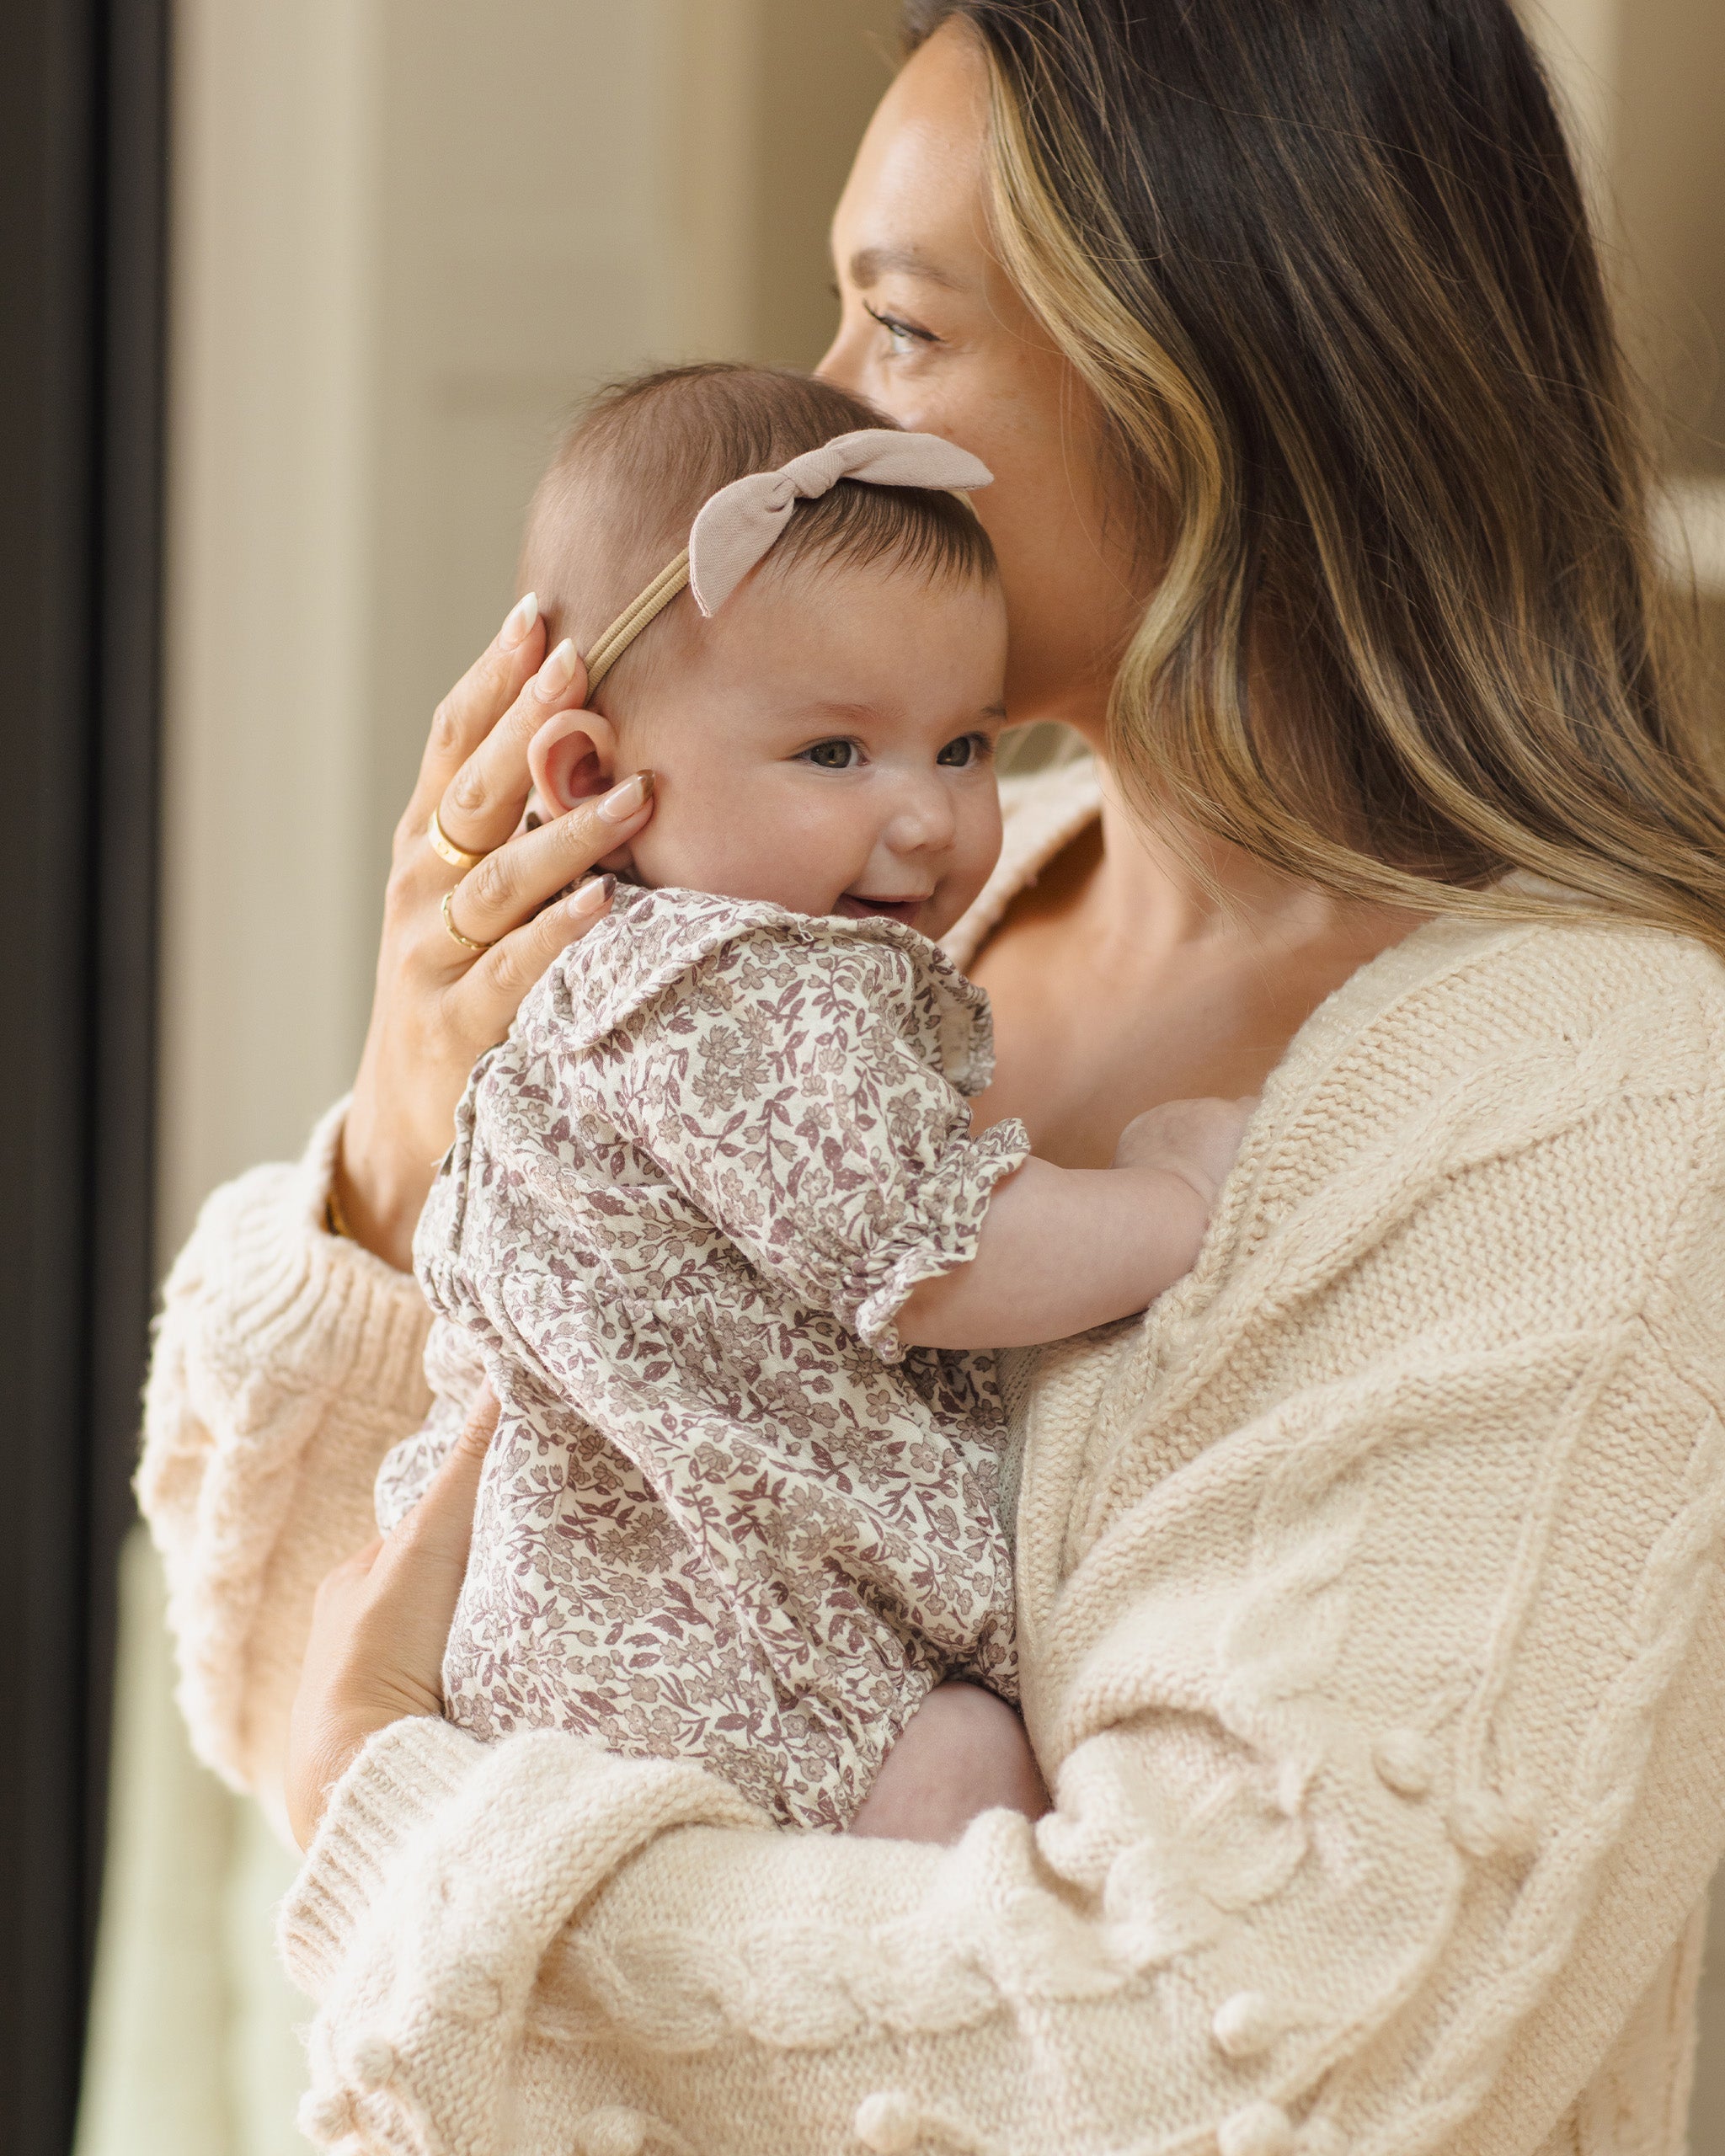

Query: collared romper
left=376, top=883, right=1027, bottom=1829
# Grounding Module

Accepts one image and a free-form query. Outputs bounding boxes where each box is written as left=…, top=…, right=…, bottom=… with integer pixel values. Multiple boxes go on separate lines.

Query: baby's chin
left=633, top=869, right=971, bottom=941
left=831, top=894, right=929, bottom=931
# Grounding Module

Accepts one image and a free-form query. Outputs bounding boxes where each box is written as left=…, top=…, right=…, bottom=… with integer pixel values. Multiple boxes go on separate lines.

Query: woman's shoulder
left=1275, top=904, right=1725, bottom=1127
left=1191, top=906, right=1725, bottom=1358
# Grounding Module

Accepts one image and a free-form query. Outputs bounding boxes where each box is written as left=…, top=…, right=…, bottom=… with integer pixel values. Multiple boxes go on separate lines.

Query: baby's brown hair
left=520, top=364, right=997, bottom=705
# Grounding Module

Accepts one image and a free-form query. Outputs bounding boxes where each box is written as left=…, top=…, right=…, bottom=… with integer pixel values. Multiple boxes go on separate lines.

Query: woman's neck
left=968, top=748, right=1425, bottom=1161
left=1055, top=733, right=1396, bottom=970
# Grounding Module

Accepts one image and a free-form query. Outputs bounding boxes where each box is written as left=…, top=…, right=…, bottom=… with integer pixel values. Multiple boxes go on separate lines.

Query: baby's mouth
left=835, top=894, right=927, bottom=928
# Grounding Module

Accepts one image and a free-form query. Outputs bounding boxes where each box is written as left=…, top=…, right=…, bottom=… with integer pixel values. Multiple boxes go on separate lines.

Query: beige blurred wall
left=1525, top=0, right=1725, bottom=487
left=1615, top=0, right=1725, bottom=478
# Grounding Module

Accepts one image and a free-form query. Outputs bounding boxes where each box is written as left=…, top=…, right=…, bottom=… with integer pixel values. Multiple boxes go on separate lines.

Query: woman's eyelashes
left=862, top=301, right=939, bottom=356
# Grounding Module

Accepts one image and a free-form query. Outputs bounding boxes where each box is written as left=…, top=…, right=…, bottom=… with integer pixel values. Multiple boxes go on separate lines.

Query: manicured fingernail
left=533, top=637, right=576, bottom=702
left=596, top=771, right=653, bottom=823
left=499, top=591, right=538, bottom=648
left=569, top=873, right=616, bottom=917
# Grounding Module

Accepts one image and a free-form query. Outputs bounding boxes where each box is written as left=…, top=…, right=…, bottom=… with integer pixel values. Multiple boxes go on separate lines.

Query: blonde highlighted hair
left=906, top=0, right=1725, bottom=952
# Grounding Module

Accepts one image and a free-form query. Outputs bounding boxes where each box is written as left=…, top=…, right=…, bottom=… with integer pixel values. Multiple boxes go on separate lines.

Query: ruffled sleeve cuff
left=277, top=1716, right=485, bottom=1999
left=848, top=1116, right=1033, bottom=1364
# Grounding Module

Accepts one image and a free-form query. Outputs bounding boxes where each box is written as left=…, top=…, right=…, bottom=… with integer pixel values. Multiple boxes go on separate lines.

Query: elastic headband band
left=580, top=427, right=993, bottom=694
left=582, top=552, right=690, bottom=691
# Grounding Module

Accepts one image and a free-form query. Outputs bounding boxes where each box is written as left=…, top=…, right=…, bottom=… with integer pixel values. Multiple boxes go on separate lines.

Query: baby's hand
left=1114, top=1096, right=1256, bottom=1214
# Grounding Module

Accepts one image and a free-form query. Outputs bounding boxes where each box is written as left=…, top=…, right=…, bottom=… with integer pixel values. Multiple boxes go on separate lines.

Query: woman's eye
left=936, top=734, right=990, bottom=768
left=802, top=739, right=859, bottom=771
left=862, top=302, right=937, bottom=356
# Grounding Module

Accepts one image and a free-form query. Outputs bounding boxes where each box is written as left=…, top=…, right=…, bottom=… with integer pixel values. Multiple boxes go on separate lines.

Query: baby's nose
left=885, top=774, right=958, bottom=853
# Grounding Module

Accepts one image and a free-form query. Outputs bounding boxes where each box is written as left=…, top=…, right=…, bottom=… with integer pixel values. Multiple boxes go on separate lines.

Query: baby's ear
left=527, top=707, right=619, bottom=813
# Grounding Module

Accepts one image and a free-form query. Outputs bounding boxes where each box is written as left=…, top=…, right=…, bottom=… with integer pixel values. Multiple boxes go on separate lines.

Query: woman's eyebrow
left=846, top=243, right=965, bottom=293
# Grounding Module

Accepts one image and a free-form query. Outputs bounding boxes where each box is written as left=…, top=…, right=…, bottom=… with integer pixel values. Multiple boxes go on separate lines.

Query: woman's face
left=819, top=23, right=1146, bottom=734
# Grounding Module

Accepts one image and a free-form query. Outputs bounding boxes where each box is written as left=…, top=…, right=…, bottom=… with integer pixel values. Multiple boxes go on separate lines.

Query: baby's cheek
left=628, top=795, right=855, bottom=915
left=618, top=814, right=686, bottom=889
left=928, top=805, right=1004, bottom=938
left=925, top=861, right=995, bottom=942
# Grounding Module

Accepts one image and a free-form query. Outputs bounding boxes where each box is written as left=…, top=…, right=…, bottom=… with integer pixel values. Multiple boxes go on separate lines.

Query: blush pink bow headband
left=580, top=427, right=994, bottom=692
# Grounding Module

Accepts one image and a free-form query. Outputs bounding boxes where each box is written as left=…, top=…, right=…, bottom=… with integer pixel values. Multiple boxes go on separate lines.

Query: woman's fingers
left=285, top=1391, right=504, bottom=1849
left=445, top=773, right=654, bottom=949
left=405, top=593, right=546, bottom=834
left=452, top=876, right=616, bottom=1044
left=437, top=638, right=591, bottom=858
left=317, top=1534, right=385, bottom=1598
left=383, top=1387, right=499, bottom=1602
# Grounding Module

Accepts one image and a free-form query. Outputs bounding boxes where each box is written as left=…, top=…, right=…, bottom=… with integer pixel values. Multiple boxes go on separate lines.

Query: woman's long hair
left=905, top=0, right=1725, bottom=950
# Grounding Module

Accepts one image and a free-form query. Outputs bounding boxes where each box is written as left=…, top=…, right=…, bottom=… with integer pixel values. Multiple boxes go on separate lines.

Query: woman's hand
left=337, top=596, right=656, bottom=1269
left=286, top=1390, right=499, bottom=1852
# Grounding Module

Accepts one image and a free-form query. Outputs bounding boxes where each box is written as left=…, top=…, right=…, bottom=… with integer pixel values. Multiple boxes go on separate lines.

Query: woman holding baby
left=140, top=3, right=1725, bottom=2151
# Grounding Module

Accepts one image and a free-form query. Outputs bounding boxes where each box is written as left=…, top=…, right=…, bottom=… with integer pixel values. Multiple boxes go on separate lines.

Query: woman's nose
left=814, top=322, right=862, bottom=396
left=814, top=328, right=846, bottom=385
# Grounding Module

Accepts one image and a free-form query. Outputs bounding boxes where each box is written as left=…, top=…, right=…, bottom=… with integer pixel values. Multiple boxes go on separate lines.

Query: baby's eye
left=936, top=733, right=991, bottom=768
left=800, top=739, right=860, bottom=771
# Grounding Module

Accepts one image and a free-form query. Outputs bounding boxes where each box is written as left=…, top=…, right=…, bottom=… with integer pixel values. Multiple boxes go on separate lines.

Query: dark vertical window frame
left=0, top=0, right=168, bottom=2149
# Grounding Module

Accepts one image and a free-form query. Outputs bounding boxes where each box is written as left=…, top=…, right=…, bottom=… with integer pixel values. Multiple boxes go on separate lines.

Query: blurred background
left=2, top=3, right=1721, bottom=2152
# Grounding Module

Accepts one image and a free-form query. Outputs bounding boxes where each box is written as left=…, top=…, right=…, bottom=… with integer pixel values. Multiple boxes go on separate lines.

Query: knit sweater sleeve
left=275, top=925, right=1725, bottom=2156
left=136, top=1102, right=432, bottom=1828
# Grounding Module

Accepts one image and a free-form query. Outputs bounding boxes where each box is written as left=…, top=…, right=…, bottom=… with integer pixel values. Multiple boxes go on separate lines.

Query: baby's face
left=605, top=557, right=1010, bottom=941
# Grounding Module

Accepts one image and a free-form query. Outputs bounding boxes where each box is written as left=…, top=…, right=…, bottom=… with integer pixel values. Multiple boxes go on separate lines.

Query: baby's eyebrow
left=801, top=698, right=885, bottom=724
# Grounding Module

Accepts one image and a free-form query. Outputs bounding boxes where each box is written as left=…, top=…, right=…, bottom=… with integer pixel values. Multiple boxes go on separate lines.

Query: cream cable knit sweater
left=139, top=766, right=1725, bottom=2156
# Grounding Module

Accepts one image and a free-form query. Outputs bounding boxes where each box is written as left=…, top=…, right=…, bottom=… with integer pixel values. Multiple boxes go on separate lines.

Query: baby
left=377, top=364, right=1249, bottom=1835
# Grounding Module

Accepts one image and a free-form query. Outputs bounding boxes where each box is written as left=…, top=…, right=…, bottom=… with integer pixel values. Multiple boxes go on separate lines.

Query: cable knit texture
left=139, top=763, right=1725, bottom=2153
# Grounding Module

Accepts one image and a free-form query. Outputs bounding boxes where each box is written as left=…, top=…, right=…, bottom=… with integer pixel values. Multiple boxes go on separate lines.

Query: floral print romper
left=375, top=883, right=1027, bottom=1829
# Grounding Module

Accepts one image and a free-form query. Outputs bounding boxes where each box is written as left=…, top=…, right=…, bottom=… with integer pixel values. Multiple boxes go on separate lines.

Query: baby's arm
left=896, top=1097, right=1253, bottom=1350
left=849, top=1680, right=1048, bottom=1842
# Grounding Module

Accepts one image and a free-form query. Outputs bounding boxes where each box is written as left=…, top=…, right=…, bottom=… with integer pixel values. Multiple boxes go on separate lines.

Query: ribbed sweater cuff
left=278, top=1716, right=483, bottom=1999
left=220, top=1097, right=432, bottom=1414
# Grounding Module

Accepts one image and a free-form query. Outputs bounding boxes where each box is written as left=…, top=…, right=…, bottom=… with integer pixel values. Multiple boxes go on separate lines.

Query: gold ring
left=441, top=887, right=494, bottom=953
left=427, top=806, right=485, bottom=873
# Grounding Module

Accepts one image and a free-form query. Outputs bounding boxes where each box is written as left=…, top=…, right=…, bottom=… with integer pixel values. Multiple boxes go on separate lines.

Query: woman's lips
left=835, top=894, right=927, bottom=927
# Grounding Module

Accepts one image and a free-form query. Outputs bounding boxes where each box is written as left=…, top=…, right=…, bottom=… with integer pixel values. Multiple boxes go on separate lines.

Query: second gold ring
left=441, top=887, right=494, bottom=954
